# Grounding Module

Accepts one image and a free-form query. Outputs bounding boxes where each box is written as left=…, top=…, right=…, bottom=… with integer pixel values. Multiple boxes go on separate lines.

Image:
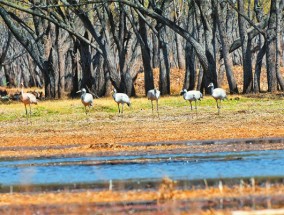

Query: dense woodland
left=0, top=0, right=284, bottom=99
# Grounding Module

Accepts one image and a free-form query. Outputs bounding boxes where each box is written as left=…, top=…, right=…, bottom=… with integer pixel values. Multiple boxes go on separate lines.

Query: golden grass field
left=0, top=93, right=284, bottom=158
left=0, top=67, right=284, bottom=214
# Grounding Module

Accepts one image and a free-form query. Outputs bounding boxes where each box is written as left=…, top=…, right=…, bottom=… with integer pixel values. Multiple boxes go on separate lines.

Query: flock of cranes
left=19, top=82, right=228, bottom=121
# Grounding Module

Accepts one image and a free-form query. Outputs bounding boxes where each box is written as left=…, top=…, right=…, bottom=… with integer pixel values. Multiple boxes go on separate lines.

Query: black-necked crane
left=76, top=88, right=94, bottom=115
left=20, top=83, right=37, bottom=123
left=112, top=89, right=131, bottom=115
left=207, top=83, right=227, bottom=114
left=180, top=89, right=203, bottom=112
left=147, top=88, right=160, bottom=117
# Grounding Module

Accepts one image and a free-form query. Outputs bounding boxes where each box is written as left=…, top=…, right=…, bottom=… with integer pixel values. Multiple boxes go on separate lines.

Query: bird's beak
left=76, top=90, right=81, bottom=93
left=180, top=91, right=184, bottom=95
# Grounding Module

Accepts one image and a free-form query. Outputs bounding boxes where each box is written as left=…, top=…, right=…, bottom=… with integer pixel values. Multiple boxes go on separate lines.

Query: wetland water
left=1, top=149, right=284, bottom=186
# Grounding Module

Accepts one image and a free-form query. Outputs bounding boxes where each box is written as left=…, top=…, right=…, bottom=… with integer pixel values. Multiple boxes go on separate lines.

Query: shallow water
left=0, top=150, right=284, bottom=186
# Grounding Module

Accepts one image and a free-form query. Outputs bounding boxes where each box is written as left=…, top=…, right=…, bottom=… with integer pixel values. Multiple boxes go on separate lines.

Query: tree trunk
left=175, top=33, right=185, bottom=70
left=152, top=33, right=159, bottom=68
left=184, top=41, right=195, bottom=90
left=266, top=0, right=278, bottom=92
left=72, top=3, right=121, bottom=90
left=196, top=0, right=217, bottom=93
left=238, top=0, right=253, bottom=93
left=93, top=52, right=107, bottom=97
left=254, top=43, right=266, bottom=93
left=253, top=0, right=265, bottom=93
left=158, top=27, right=170, bottom=95
left=215, top=1, right=238, bottom=94
left=138, top=11, right=154, bottom=94
left=276, top=0, right=284, bottom=90
left=79, top=32, right=92, bottom=90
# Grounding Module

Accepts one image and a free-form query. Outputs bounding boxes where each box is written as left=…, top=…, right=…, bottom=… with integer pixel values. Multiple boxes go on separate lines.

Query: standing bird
left=112, top=88, right=131, bottom=115
left=207, top=83, right=227, bottom=114
left=20, top=83, right=37, bottom=123
left=180, top=89, right=203, bottom=112
left=147, top=88, right=160, bottom=117
left=76, top=88, right=94, bottom=115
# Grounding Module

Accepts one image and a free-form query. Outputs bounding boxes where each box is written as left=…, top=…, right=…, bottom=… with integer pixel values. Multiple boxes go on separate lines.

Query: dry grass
left=0, top=67, right=284, bottom=214
left=0, top=183, right=284, bottom=214
left=0, top=93, right=284, bottom=158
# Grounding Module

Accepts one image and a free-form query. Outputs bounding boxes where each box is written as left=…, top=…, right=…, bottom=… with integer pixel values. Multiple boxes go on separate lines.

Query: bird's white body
left=210, top=88, right=227, bottom=101
left=208, top=83, right=227, bottom=114
left=112, top=89, right=131, bottom=114
left=147, top=89, right=160, bottom=117
left=113, top=92, right=131, bottom=105
left=20, top=92, right=38, bottom=105
left=180, top=89, right=202, bottom=111
left=20, top=83, right=37, bottom=123
left=181, top=90, right=202, bottom=102
left=147, top=89, right=160, bottom=101
left=77, top=88, right=93, bottom=114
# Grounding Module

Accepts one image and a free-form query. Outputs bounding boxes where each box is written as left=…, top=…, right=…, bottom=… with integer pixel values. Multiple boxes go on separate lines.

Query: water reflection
left=0, top=150, right=284, bottom=186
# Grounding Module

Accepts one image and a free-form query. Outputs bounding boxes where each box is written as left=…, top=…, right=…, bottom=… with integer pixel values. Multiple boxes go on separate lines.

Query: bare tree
left=214, top=0, right=238, bottom=94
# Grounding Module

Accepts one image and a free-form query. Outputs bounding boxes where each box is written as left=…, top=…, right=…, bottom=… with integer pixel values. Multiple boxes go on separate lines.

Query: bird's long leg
left=216, top=100, right=219, bottom=108
left=121, top=104, right=124, bottom=116
left=25, top=104, right=28, bottom=116
left=194, top=100, right=197, bottom=114
left=190, top=101, right=193, bottom=110
left=151, top=100, right=153, bottom=113
left=85, top=106, right=87, bottom=115
left=25, top=104, right=28, bottom=124
left=216, top=100, right=221, bottom=115
left=156, top=100, right=159, bottom=118
left=29, top=104, right=32, bottom=124
left=117, top=103, right=120, bottom=113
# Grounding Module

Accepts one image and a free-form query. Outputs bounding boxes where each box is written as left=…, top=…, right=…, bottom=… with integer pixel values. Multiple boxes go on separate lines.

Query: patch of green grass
left=0, top=95, right=283, bottom=123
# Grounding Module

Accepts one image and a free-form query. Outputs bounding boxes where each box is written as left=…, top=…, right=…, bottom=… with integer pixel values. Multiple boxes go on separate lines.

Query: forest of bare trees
left=0, top=0, right=284, bottom=99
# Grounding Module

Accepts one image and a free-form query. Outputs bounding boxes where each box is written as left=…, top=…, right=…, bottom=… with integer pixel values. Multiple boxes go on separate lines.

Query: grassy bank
left=0, top=94, right=283, bottom=158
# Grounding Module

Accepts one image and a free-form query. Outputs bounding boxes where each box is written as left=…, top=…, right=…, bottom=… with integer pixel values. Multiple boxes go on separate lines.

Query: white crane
left=180, top=89, right=203, bottom=111
left=76, top=88, right=94, bottom=115
left=147, top=88, right=160, bottom=117
left=112, top=88, right=131, bottom=115
left=20, top=83, right=37, bottom=123
left=207, top=82, right=227, bottom=114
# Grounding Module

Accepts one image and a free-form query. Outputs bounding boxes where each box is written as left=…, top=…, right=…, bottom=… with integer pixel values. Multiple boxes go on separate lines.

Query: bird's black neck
left=209, top=86, right=214, bottom=95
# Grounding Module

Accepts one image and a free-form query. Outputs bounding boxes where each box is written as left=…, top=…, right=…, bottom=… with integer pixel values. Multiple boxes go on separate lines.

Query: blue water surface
left=0, top=150, right=283, bottom=185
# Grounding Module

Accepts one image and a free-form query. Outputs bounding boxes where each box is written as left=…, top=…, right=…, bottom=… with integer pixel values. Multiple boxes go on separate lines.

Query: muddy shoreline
left=1, top=137, right=283, bottom=160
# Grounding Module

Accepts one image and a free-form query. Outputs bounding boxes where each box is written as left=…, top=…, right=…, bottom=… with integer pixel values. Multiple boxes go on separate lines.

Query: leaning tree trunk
left=196, top=0, right=217, bottom=93
left=215, top=1, right=238, bottom=94
left=72, top=2, right=121, bottom=90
